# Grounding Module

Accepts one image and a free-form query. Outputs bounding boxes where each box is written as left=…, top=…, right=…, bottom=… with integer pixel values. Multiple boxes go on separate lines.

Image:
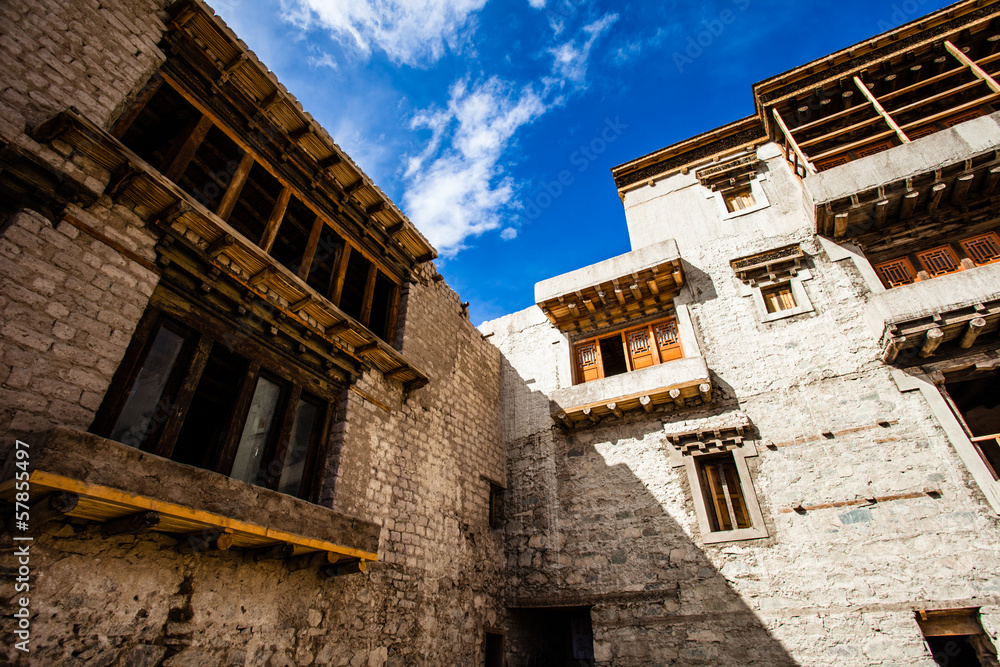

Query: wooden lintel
left=366, top=201, right=385, bottom=216
left=640, top=395, right=654, bottom=413
left=960, top=317, right=987, bottom=348
left=100, top=510, right=160, bottom=537
left=326, top=321, right=353, bottom=336
left=290, top=295, right=313, bottom=312
left=344, top=179, right=365, bottom=196
left=919, top=326, right=945, bottom=358
left=583, top=407, right=601, bottom=423
left=385, top=366, right=410, bottom=380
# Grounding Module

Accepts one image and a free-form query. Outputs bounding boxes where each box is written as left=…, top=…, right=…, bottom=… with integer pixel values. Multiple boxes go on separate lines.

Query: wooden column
left=260, top=187, right=292, bottom=251
left=853, top=75, right=910, bottom=144
left=384, top=282, right=401, bottom=345
left=163, top=115, right=213, bottom=182
left=298, top=216, right=324, bottom=281
left=215, top=152, right=255, bottom=221
left=155, top=335, right=214, bottom=458
left=329, top=244, right=352, bottom=307
left=771, top=108, right=817, bottom=175
left=358, top=264, right=377, bottom=327
left=960, top=317, right=987, bottom=348
left=919, top=327, right=945, bottom=358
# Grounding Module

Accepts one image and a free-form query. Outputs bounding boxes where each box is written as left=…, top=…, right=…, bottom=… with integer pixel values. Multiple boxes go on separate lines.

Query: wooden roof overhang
left=0, top=134, right=100, bottom=226
left=815, top=149, right=1000, bottom=241
left=611, top=117, right=766, bottom=193
left=34, top=109, right=429, bottom=390
left=0, top=427, right=379, bottom=568
left=879, top=296, right=1000, bottom=364
left=730, top=243, right=805, bottom=284
left=551, top=378, right=713, bottom=430
left=535, top=242, right=686, bottom=335
left=159, top=0, right=436, bottom=275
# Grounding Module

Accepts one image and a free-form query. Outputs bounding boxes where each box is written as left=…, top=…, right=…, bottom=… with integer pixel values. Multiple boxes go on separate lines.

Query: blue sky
left=210, top=0, right=952, bottom=325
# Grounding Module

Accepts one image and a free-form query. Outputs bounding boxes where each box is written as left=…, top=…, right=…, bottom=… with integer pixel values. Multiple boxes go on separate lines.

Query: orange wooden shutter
left=959, top=231, right=1000, bottom=266
left=917, top=245, right=963, bottom=277
left=625, top=328, right=656, bottom=370
left=653, top=318, right=682, bottom=362
left=699, top=461, right=732, bottom=531
left=721, top=462, right=751, bottom=529
left=575, top=341, right=602, bottom=384
left=874, top=257, right=917, bottom=288
left=856, top=139, right=895, bottom=158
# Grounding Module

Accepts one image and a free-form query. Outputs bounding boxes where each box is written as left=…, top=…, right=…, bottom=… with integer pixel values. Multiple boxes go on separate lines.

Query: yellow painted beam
left=11, top=471, right=377, bottom=562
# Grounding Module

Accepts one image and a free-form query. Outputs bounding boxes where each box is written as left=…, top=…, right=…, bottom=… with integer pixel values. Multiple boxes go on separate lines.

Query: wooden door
left=575, top=341, right=602, bottom=383
left=625, top=327, right=656, bottom=370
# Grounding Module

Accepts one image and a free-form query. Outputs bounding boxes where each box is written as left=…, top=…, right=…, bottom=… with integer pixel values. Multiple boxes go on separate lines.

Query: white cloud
left=500, top=227, right=518, bottom=240
left=402, top=78, right=546, bottom=256
left=527, top=0, right=546, bottom=7
left=280, top=0, right=487, bottom=66
left=547, top=13, right=618, bottom=86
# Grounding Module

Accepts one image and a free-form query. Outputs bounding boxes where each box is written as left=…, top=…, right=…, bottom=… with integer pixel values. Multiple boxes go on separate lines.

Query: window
left=488, top=482, right=504, bottom=529
left=724, top=186, right=755, bottom=213
left=682, top=446, right=767, bottom=544
left=92, top=310, right=329, bottom=501
left=484, top=631, right=504, bottom=667
left=874, top=257, right=919, bottom=288
left=915, top=608, right=998, bottom=667
left=944, top=373, right=1000, bottom=480
left=572, top=316, right=682, bottom=385
left=917, top=245, right=964, bottom=278
left=697, top=453, right=752, bottom=532
left=761, top=282, right=796, bottom=313
left=960, top=231, right=1000, bottom=266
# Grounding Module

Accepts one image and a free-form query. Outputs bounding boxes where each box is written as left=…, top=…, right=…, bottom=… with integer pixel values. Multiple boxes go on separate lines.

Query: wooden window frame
left=874, top=256, right=919, bottom=288
left=572, top=315, right=683, bottom=385
left=90, top=306, right=332, bottom=502
left=915, top=608, right=999, bottom=666
left=917, top=244, right=964, bottom=278
left=761, top=282, right=797, bottom=313
left=959, top=231, right=1000, bottom=267
left=682, top=447, right=768, bottom=544
left=941, top=381, right=1000, bottom=482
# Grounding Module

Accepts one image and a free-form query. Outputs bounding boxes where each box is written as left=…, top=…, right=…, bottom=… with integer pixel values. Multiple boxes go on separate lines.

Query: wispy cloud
left=527, top=0, right=546, bottom=7
left=403, top=78, right=546, bottom=256
left=280, top=0, right=487, bottom=66
left=546, top=13, right=618, bottom=87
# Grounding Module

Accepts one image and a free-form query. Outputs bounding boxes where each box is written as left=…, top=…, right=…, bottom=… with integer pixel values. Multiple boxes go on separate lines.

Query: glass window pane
left=277, top=398, right=321, bottom=497
left=230, top=376, right=282, bottom=486
left=110, top=324, right=187, bottom=451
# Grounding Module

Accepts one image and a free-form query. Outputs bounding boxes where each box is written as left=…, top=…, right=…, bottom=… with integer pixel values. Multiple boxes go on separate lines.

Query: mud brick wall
left=483, top=147, right=1000, bottom=666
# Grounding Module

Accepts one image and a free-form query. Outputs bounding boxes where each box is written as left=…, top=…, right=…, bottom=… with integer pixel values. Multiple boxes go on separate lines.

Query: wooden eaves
left=34, top=109, right=429, bottom=390
left=164, top=0, right=437, bottom=267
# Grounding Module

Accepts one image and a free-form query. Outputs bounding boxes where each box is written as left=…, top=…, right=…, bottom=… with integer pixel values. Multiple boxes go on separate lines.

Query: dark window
left=368, top=273, right=396, bottom=341
left=488, top=483, right=504, bottom=530
left=270, top=195, right=314, bottom=275
left=598, top=335, right=628, bottom=378
left=945, top=373, right=1000, bottom=479
left=697, top=453, right=751, bottom=532
left=118, top=84, right=199, bottom=170
left=227, top=162, right=282, bottom=243
left=339, top=252, right=372, bottom=321
left=916, top=608, right=998, bottom=667
left=93, top=311, right=328, bottom=501
left=306, top=225, right=345, bottom=298
left=179, top=125, right=244, bottom=212
left=484, top=631, right=503, bottom=667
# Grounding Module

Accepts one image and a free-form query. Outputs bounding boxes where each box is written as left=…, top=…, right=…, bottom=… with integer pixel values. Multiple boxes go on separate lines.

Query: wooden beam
left=882, top=336, right=907, bottom=364
left=366, top=201, right=385, bottom=216
left=927, top=182, right=947, bottom=214
left=155, top=335, right=213, bottom=458
left=326, top=321, right=353, bottom=336
left=355, top=341, right=379, bottom=356
left=834, top=212, right=849, bottom=239
left=960, top=317, right=987, bottom=348
left=669, top=388, right=684, bottom=408
left=607, top=403, right=623, bottom=418
left=245, top=543, right=295, bottom=562
left=249, top=266, right=276, bottom=286
left=260, top=186, right=291, bottom=252
left=298, top=215, right=324, bottom=281
left=952, top=173, right=975, bottom=206
left=640, top=395, right=654, bottom=414
left=6, top=492, right=78, bottom=534
left=919, top=326, right=945, bottom=358
left=583, top=407, right=601, bottom=423
left=629, top=283, right=643, bottom=302
left=206, top=233, right=236, bottom=258
left=163, top=115, right=213, bottom=182
left=771, top=108, right=817, bottom=175
left=555, top=412, right=574, bottom=429
left=984, top=165, right=1000, bottom=195
left=874, top=199, right=889, bottom=227
left=329, top=244, right=352, bottom=307
left=853, top=75, right=910, bottom=144
left=358, top=263, right=377, bottom=327
left=215, top=152, right=255, bottom=221
left=699, top=383, right=712, bottom=404
left=177, top=531, right=234, bottom=554
left=945, top=40, right=1000, bottom=93
left=100, top=510, right=160, bottom=537
left=290, top=295, right=313, bottom=312
left=899, top=190, right=920, bottom=219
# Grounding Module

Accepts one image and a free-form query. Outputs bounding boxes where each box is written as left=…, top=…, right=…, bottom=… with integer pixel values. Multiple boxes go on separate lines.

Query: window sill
left=0, top=427, right=379, bottom=562
left=700, top=526, right=769, bottom=545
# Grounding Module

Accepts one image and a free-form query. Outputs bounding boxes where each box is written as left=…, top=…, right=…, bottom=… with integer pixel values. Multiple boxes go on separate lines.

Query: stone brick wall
left=483, top=147, right=1000, bottom=666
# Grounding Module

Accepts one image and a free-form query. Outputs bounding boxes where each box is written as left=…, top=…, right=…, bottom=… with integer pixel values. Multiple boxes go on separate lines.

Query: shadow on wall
left=499, top=357, right=799, bottom=667
left=680, top=260, right=718, bottom=303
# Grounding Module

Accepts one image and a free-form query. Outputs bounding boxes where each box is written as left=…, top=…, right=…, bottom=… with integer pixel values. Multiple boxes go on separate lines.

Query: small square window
left=874, top=256, right=918, bottom=288
left=761, top=283, right=796, bottom=313
left=959, top=231, right=1000, bottom=266
left=917, top=245, right=963, bottom=277
left=682, top=447, right=768, bottom=544
left=724, top=187, right=755, bottom=213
